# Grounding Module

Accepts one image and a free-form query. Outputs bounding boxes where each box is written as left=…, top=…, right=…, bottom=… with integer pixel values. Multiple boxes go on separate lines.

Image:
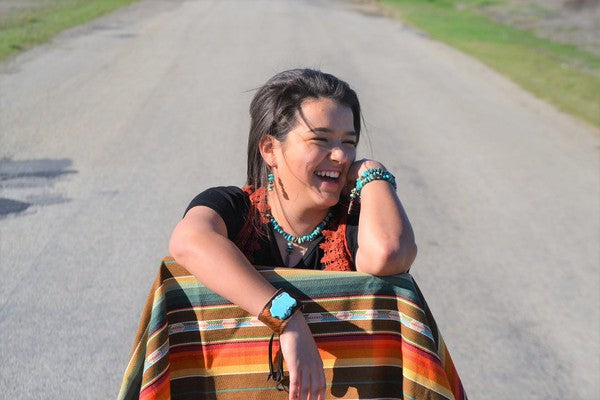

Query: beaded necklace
left=266, top=209, right=333, bottom=254
left=237, top=185, right=354, bottom=271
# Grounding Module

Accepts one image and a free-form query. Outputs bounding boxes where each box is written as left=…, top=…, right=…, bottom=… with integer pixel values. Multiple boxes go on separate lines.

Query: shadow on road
left=0, top=157, right=76, bottom=218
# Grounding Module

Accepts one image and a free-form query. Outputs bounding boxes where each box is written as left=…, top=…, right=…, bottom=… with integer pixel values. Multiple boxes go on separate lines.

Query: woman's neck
left=266, top=190, right=330, bottom=236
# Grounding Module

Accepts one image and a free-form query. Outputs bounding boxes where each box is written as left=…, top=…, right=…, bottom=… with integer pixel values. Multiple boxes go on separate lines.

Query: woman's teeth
left=315, top=171, right=340, bottom=179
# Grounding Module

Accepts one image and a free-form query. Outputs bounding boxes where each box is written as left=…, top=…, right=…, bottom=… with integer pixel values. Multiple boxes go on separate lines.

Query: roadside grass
left=379, top=0, right=600, bottom=128
left=0, top=0, right=139, bottom=62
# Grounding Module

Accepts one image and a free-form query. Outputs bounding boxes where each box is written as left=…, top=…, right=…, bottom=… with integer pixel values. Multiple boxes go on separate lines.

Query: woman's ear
left=259, top=135, right=278, bottom=168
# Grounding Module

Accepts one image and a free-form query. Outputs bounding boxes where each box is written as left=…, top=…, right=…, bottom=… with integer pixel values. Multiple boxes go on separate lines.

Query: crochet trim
left=318, top=204, right=354, bottom=271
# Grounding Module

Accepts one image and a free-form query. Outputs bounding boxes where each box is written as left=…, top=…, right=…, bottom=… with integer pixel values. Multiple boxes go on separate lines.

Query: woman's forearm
left=354, top=162, right=417, bottom=275
left=169, top=208, right=326, bottom=399
left=169, top=221, right=277, bottom=316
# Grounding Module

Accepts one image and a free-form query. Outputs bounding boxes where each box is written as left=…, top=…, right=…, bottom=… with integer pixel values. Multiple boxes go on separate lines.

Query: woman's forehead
left=295, top=98, right=354, bottom=131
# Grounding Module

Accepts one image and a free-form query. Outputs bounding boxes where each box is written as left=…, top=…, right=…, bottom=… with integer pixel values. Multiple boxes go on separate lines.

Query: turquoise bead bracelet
left=349, top=167, right=397, bottom=200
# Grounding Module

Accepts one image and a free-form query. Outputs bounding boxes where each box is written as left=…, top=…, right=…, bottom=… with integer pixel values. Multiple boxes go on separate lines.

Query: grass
left=379, top=0, right=600, bottom=128
left=0, top=0, right=139, bottom=62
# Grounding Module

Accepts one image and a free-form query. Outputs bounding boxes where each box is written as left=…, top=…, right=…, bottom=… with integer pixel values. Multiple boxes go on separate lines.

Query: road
left=1, top=0, right=598, bottom=398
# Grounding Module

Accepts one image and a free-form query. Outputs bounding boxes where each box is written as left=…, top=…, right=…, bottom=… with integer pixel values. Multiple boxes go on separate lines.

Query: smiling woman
left=120, top=68, right=465, bottom=400
left=261, top=98, right=357, bottom=219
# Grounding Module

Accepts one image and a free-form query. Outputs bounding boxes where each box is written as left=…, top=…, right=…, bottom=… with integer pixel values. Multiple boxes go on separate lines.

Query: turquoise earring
left=267, top=173, right=274, bottom=191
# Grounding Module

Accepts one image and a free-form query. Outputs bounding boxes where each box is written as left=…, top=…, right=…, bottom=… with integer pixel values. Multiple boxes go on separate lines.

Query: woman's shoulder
left=197, top=185, right=248, bottom=200
left=183, top=185, right=251, bottom=240
left=184, top=186, right=250, bottom=218
left=200, top=185, right=247, bottom=195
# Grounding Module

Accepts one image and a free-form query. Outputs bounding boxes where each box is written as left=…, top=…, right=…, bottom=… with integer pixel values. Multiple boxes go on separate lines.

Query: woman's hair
left=246, top=68, right=361, bottom=187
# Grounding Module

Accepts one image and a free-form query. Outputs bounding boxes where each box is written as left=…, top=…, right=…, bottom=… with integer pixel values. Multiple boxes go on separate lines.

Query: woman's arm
left=349, top=160, right=417, bottom=276
left=169, top=206, right=277, bottom=314
left=169, top=206, right=326, bottom=400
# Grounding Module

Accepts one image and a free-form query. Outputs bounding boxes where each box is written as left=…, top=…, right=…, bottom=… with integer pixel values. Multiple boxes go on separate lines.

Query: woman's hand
left=279, top=311, right=326, bottom=400
left=344, top=158, right=386, bottom=195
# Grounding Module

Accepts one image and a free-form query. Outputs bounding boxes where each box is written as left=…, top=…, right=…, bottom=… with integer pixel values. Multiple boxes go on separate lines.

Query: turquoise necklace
left=266, top=210, right=333, bottom=254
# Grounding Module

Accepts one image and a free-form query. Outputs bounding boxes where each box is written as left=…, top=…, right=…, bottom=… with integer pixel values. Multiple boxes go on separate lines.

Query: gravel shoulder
left=472, top=0, right=600, bottom=56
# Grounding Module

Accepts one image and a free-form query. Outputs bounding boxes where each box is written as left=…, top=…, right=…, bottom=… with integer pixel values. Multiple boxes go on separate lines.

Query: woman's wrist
left=258, top=289, right=303, bottom=335
left=357, top=160, right=385, bottom=177
left=347, top=159, right=385, bottom=184
left=279, top=309, right=307, bottom=336
left=349, top=165, right=397, bottom=201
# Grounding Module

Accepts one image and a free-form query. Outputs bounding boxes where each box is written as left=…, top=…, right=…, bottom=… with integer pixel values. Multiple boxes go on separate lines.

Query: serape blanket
left=118, top=257, right=466, bottom=400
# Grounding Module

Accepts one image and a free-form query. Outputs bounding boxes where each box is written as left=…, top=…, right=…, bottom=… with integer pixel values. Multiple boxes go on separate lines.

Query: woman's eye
left=310, top=137, right=356, bottom=147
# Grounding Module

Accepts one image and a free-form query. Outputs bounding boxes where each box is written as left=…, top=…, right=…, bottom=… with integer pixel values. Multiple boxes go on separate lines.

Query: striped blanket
left=118, top=257, right=466, bottom=400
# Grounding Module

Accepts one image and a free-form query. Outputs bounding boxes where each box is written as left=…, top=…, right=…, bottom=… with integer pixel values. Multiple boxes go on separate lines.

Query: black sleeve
left=183, top=186, right=250, bottom=240
left=345, top=212, right=359, bottom=262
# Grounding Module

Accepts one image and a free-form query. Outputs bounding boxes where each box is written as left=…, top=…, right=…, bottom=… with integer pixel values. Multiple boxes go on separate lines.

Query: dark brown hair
left=246, top=68, right=361, bottom=187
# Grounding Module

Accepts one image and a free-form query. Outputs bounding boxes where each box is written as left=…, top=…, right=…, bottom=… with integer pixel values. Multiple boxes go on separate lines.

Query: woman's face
left=271, top=97, right=357, bottom=210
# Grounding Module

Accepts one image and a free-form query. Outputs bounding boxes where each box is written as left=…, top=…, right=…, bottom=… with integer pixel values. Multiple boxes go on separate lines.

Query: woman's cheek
left=306, top=147, right=326, bottom=163
left=348, top=148, right=357, bottom=162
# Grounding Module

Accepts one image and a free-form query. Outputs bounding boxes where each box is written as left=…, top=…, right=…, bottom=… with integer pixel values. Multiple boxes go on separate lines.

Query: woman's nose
left=330, top=145, right=350, bottom=163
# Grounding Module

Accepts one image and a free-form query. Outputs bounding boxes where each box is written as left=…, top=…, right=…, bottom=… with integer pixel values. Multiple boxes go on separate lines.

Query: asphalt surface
left=1, top=0, right=598, bottom=399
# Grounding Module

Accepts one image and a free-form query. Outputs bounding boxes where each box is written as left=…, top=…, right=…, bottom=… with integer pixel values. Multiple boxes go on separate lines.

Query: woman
left=169, top=68, right=418, bottom=400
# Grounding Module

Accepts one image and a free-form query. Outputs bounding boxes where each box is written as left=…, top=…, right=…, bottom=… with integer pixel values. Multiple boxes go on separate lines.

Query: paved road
left=1, top=0, right=598, bottom=398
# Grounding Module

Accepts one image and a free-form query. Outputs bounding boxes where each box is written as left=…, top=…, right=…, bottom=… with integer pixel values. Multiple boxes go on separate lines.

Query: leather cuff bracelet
left=258, top=289, right=303, bottom=334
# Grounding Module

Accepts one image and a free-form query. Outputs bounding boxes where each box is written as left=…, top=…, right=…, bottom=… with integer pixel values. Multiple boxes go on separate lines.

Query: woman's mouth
left=314, top=170, right=341, bottom=185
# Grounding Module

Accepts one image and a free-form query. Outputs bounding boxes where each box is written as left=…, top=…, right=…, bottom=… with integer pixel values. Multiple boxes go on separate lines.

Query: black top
left=184, top=186, right=359, bottom=269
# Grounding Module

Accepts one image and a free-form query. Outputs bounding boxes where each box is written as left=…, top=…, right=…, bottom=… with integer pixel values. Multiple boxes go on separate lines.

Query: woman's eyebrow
left=305, top=127, right=357, bottom=136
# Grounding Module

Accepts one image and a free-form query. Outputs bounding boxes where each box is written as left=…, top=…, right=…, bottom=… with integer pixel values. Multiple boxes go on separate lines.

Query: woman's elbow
left=397, top=241, right=417, bottom=272
left=168, top=223, right=193, bottom=263
left=358, top=240, right=417, bottom=276
left=169, top=238, right=184, bottom=261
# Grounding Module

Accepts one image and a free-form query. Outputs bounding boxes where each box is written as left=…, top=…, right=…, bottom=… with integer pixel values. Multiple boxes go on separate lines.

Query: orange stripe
left=140, top=371, right=170, bottom=400
left=168, top=337, right=405, bottom=370
left=402, top=343, right=450, bottom=388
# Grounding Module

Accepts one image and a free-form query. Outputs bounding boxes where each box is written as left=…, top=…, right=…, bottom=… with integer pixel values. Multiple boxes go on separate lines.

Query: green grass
left=0, top=0, right=139, bottom=61
left=379, top=0, right=600, bottom=128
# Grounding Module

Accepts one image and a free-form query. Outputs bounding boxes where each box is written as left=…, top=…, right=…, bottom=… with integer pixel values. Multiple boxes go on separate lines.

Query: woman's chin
left=304, top=179, right=344, bottom=208
left=312, top=190, right=341, bottom=209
